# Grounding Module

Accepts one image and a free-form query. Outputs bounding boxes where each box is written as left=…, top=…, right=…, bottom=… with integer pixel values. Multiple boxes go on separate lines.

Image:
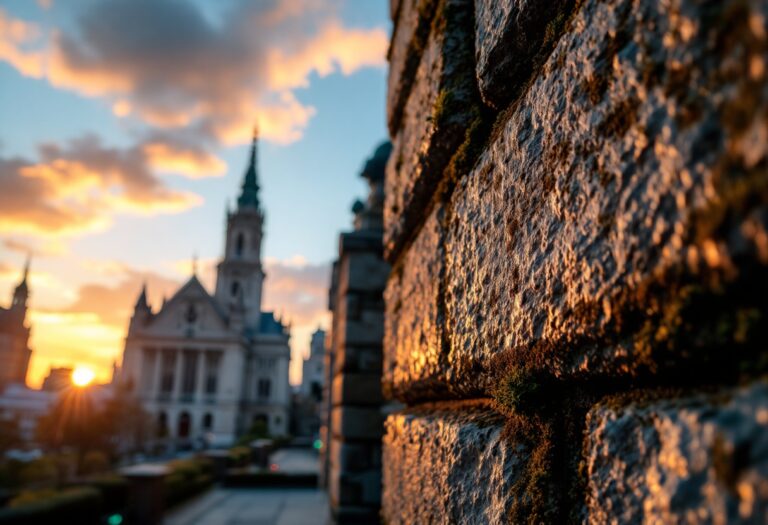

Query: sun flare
left=71, top=366, right=95, bottom=387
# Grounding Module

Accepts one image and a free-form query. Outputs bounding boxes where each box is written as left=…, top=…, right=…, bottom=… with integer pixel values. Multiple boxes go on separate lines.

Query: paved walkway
left=268, top=448, right=318, bottom=474
left=165, top=488, right=329, bottom=525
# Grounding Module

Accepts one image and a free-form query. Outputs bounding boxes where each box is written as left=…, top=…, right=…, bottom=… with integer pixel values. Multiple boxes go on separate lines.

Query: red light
left=269, top=463, right=279, bottom=472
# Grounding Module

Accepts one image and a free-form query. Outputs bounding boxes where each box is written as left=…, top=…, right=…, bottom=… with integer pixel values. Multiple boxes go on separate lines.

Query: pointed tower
left=11, top=256, right=30, bottom=312
left=129, top=282, right=151, bottom=331
left=215, top=126, right=266, bottom=329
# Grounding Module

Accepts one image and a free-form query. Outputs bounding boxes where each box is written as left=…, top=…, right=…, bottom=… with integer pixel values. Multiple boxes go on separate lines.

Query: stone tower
left=214, top=128, right=266, bottom=329
left=0, top=258, right=32, bottom=387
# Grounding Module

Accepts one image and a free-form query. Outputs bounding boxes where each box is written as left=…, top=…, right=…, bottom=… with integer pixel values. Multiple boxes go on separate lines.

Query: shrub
left=18, top=458, right=57, bottom=490
left=0, top=487, right=102, bottom=525
left=228, top=446, right=251, bottom=466
left=80, top=450, right=110, bottom=476
left=164, top=458, right=213, bottom=508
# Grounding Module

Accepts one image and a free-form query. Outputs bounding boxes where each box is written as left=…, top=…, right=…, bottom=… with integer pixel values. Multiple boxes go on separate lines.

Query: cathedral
left=120, top=132, right=291, bottom=446
left=0, top=260, right=32, bottom=388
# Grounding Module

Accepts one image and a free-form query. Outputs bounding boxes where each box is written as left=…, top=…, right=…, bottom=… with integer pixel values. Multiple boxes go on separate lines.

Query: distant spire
left=12, top=255, right=30, bottom=308
left=237, top=125, right=260, bottom=209
left=22, top=253, right=30, bottom=283
left=134, top=282, right=149, bottom=310
left=192, top=252, right=198, bottom=276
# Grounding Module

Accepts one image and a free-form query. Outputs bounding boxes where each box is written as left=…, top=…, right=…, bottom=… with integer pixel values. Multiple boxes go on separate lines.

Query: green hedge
left=165, top=458, right=214, bottom=508
left=0, top=487, right=102, bottom=525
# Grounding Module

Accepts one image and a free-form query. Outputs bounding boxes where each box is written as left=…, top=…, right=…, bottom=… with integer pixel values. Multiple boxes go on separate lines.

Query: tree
left=0, top=416, right=22, bottom=453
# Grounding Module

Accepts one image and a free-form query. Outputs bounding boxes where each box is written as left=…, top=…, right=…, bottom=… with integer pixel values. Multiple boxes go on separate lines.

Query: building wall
left=122, top=334, right=244, bottom=443
left=382, top=0, right=768, bottom=522
left=323, top=150, right=391, bottom=523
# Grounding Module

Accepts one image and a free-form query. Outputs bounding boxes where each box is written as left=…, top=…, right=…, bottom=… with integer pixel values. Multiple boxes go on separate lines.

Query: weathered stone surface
left=584, top=380, right=768, bottom=524
left=383, top=205, right=447, bottom=401
left=390, top=0, right=402, bottom=21
left=384, top=0, right=479, bottom=261
left=330, top=439, right=382, bottom=473
left=336, top=304, right=384, bottom=348
left=332, top=373, right=383, bottom=406
left=387, top=0, right=438, bottom=136
left=382, top=404, right=530, bottom=524
left=332, top=345, right=382, bottom=375
left=474, top=0, right=571, bottom=108
left=331, top=407, right=384, bottom=440
left=336, top=245, right=389, bottom=295
left=438, top=0, right=768, bottom=396
left=329, top=467, right=381, bottom=506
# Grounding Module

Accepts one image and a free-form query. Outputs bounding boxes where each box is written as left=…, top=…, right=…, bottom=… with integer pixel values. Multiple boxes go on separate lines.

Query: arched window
left=203, top=413, right=213, bottom=430
left=235, top=233, right=245, bottom=256
left=231, top=281, right=240, bottom=297
left=178, top=412, right=191, bottom=438
left=157, top=411, right=168, bottom=438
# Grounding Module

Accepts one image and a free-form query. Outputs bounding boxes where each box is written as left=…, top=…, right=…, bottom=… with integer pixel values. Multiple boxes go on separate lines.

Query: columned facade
left=120, top=130, right=291, bottom=447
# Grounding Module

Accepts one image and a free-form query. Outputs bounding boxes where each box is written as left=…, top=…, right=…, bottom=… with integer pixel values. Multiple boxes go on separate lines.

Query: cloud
left=0, top=134, right=221, bottom=236
left=58, top=265, right=181, bottom=326
left=142, top=137, right=227, bottom=179
left=262, top=258, right=330, bottom=326
left=0, top=8, right=44, bottom=78
left=0, top=0, right=387, bottom=145
left=3, top=237, right=65, bottom=257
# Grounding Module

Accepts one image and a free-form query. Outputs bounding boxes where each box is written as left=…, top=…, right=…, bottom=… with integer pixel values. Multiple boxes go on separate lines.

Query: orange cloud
left=0, top=8, right=44, bottom=78
left=143, top=142, right=226, bottom=179
left=23, top=265, right=183, bottom=387
left=266, top=22, right=388, bottom=90
left=0, top=1, right=387, bottom=146
left=0, top=135, right=203, bottom=236
left=261, top=257, right=331, bottom=385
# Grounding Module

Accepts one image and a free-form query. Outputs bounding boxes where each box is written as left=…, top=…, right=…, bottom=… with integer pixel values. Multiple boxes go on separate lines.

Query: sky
left=0, top=0, right=390, bottom=387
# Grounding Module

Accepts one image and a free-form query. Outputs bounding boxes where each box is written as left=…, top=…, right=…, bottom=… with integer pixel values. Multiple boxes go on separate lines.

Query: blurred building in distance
left=119, top=132, right=291, bottom=448
left=0, top=260, right=32, bottom=388
left=41, top=367, right=73, bottom=392
left=291, top=329, right=326, bottom=438
left=301, top=328, right=326, bottom=401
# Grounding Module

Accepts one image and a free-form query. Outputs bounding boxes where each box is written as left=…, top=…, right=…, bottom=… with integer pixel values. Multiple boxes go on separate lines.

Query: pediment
left=143, top=276, right=230, bottom=335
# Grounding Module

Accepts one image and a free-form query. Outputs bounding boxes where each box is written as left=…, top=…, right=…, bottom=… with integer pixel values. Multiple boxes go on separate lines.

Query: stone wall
left=383, top=0, right=768, bottom=522
left=323, top=143, right=392, bottom=524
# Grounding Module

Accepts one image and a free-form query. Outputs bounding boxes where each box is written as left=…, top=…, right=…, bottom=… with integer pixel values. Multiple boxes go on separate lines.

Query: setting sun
left=71, top=366, right=95, bottom=387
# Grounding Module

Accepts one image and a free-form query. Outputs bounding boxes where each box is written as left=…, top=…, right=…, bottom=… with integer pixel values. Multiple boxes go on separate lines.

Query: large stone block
left=329, top=466, right=381, bottom=506
left=383, top=205, right=449, bottom=402
left=387, top=0, right=439, bottom=136
left=438, top=0, right=768, bottom=397
left=337, top=251, right=390, bottom=295
left=337, top=307, right=385, bottom=348
left=474, top=0, right=572, bottom=108
left=384, top=0, right=480, bottom=261
left=331, top=407, right=384, bottom=440
left=332, top=344, right=382, bottom=375
left=332, top=373, right=383, bottom=406
left=584, top=380, right=768, bottom=523
left=382, top=403, right=556, bottom=524
left=330, top=439, right=382, bottom=473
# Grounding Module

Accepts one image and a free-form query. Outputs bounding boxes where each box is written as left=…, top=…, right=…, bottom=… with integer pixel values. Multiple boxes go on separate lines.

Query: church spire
left=12, top=255, right=30, bottom=308
left=134, top=282, right=149, bottom=311
left=237, top=125, right=260, bottom=210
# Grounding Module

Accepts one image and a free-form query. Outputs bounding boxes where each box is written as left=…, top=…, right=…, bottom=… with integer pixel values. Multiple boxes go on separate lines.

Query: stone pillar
left=172, top=348, right=182, bottom=401
left=151, top=348, right=162, bottom=401
left=120, top=464, right=169, bottom=525
left=195, top=349, right=206, bottom=403
left=323, top=143, right=391, bottom=524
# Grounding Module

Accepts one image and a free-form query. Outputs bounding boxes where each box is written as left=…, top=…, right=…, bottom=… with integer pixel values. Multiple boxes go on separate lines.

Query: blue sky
left=0, top=0, right=390, bottom=386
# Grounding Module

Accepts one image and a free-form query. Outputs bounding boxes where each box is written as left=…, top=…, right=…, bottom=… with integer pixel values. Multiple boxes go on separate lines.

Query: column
left=196, top=350, right=206, bottom=403
left=173, top=349, right=183, bottom=401
left=151, top=348, right=162, bottom=401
